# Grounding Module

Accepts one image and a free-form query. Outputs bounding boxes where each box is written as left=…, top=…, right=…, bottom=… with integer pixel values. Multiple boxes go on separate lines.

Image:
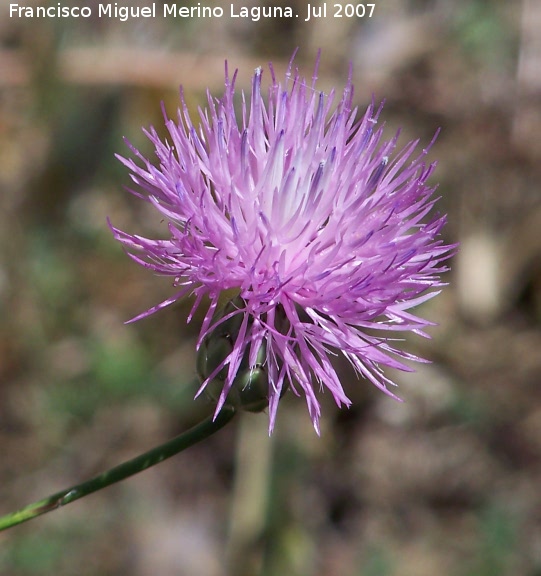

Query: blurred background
left=1, top=0, right=541, bottom=574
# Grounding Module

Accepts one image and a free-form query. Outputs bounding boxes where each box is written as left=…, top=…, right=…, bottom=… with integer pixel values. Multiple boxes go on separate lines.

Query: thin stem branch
left=0, top=407, right=236, bottom=532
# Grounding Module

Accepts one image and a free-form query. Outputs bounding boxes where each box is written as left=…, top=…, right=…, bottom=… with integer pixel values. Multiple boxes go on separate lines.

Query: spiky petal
left=110, top=54, right=455, bottom=434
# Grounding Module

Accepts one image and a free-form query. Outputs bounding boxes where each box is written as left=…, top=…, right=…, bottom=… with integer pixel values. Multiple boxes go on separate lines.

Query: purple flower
left=110, top=54, right=454, bottom=434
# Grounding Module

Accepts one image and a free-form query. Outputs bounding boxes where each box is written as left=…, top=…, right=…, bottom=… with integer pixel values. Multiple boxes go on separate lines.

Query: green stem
left=0, top=407, right=236, bottom=532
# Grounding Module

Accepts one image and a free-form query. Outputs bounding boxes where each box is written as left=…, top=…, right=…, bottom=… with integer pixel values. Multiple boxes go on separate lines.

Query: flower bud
left=197, top=297, right=269, bottom=413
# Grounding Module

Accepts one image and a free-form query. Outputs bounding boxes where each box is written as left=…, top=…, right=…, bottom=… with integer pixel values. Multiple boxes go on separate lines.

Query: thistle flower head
left=110, top=54, right=455, bottom=434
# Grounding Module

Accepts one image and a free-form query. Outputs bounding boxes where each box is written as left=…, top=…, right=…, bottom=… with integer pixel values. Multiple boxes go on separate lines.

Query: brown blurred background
left=1, top=0, right=541, bottom=574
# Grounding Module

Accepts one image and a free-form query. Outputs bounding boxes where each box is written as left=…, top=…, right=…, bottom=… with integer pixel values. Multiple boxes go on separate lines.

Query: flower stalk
left=0, top=406, right=236, bottom=532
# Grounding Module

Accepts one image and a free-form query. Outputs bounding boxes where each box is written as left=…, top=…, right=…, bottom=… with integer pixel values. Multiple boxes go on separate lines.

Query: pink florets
left=110, top=54, right=455, bottom=434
